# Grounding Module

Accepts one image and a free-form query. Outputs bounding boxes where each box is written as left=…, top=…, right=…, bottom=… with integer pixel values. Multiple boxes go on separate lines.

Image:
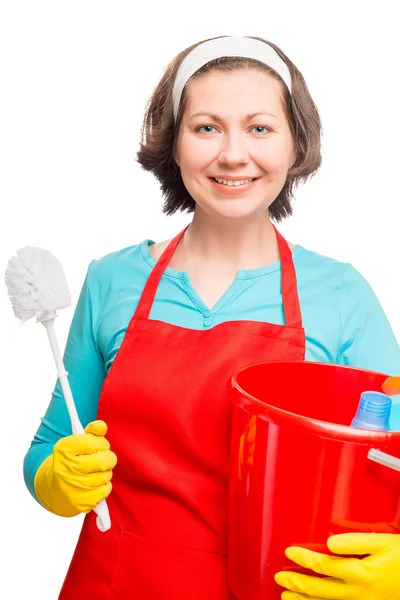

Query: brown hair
left=136, top=35, right=322, bottom=222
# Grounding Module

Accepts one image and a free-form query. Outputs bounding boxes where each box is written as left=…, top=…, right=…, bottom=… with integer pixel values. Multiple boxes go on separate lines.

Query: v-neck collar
left=140, top=239, right=303, bottom=279
left=139, top=239, right=304, bottom=314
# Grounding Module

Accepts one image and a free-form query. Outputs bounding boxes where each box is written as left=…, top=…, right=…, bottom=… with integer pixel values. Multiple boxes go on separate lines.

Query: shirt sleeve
left=23, top=259, right=106, bottom=505
left=336, top=263, right=400, bottom=374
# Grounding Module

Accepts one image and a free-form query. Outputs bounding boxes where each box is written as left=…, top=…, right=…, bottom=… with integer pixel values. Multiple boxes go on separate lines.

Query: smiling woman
left=23, top=34, right=400, bottom=600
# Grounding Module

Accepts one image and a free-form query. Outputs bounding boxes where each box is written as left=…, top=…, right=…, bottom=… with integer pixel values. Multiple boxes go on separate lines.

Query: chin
left=208, top=204, right=267, bottom=221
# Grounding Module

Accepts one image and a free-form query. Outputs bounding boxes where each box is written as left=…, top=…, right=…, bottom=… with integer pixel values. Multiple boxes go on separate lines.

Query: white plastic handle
left=367, top=448, right=400, bottom=472
left=94, top=498, right=111, bottom=532
left=69, top=410, right=111, bottom=532
left=41, top=317, right=112, bottom=532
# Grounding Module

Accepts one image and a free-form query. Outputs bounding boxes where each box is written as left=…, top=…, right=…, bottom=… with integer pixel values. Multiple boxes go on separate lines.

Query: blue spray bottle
left=351, top=391, right=392, bottom=430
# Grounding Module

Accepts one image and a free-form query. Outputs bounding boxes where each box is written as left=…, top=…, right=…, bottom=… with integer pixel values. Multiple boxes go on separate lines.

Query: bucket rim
left=230, top=360, right=400, bottom=445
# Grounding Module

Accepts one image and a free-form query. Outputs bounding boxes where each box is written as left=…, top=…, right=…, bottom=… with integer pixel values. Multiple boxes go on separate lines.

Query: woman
left=24, top=35, right=400, bottom=599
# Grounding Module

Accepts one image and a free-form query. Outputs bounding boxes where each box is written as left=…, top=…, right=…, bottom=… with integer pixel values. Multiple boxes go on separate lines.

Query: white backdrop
left=1, top=1, right=399, bottom=598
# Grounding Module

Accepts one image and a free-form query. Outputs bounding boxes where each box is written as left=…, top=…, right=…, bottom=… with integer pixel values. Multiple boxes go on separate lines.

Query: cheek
left=254, top=140, right=292, bottom=172
left=181, top=138, right=217, bottom=173
left=253, top=149, right=279, bottom=174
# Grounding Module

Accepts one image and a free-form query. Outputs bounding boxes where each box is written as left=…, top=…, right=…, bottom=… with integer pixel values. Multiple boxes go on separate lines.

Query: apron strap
left=133, top=223, right=302, bottom=329
left=133, top=225, right=190, bottom=321
left=273, top=225, right=303, bottom=329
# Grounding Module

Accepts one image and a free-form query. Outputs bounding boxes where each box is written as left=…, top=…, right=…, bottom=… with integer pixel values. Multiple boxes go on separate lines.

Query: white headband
left=172, top=36, right=292, bottom=121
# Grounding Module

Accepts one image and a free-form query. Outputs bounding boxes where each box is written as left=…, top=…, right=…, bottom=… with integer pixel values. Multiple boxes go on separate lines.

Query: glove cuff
left=34, top=454, right=80, bottom=518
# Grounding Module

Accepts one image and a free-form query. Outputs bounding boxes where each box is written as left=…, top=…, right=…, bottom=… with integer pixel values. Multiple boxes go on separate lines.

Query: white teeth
left=214, top=177, right=255, bottom=186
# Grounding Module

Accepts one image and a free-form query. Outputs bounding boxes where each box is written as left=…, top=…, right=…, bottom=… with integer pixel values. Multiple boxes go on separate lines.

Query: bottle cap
left=351, top=391, right=392, bottom=430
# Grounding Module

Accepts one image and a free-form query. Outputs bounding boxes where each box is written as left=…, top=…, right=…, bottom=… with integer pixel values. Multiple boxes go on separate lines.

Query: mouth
left=210, top=176, right=260, bottom=187
left=208, top=176, right=261, bottom=195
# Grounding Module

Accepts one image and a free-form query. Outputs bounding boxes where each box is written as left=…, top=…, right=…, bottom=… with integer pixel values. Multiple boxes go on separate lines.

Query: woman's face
left=174, top=68, right=297, bottom=221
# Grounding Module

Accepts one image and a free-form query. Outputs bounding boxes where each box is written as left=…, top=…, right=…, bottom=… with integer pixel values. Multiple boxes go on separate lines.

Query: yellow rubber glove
left=274, top=533, right=400, bottom=599
left=34, top=420, right=117, bottom=518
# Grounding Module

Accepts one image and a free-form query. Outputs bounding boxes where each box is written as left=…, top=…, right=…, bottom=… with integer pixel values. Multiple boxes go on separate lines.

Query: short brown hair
left=136, top=35, right=322, bottom=222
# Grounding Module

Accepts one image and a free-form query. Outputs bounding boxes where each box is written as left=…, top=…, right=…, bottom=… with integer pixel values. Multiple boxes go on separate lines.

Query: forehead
left=183, top=69, right=286, bottom=117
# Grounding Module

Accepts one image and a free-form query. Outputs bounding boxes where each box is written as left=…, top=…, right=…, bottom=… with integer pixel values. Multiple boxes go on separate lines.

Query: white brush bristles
left=5, top=246, right=71, bottom=323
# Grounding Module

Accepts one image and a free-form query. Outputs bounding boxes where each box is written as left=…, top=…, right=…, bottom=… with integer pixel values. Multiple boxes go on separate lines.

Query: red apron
left=58, top=224, right=305, bottom=600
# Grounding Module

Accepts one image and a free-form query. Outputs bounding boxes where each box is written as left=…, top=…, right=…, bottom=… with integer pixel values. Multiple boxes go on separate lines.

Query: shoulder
left=294, top=244, right=350, bottom=292
left=148, top=239, right=173, bottom=261
left=295, top=244, right=347, bottom=269
left=87, top=239, right=154, bottom=286
left=92, top=239, right=154, bottom=270
left=297, top=248, right=389, bottom=334
left=295, top=245, right=379, bottom=303
left=338, top=262, right=386, bottom=318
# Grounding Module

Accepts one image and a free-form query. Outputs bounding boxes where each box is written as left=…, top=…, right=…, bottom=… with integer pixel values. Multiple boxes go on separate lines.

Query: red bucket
left=228, top=361, right=400, bottom=600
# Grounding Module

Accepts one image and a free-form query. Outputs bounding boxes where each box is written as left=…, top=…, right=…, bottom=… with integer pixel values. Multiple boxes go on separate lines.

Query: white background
left=1, top=1, right=399, bottom=597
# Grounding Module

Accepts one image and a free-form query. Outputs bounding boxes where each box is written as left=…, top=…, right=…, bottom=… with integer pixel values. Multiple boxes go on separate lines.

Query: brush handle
left=40, top=316, right=111, bottom=532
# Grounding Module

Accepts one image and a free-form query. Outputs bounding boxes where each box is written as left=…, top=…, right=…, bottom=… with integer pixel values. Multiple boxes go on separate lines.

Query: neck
left=180, top=210, right=281, bottom=272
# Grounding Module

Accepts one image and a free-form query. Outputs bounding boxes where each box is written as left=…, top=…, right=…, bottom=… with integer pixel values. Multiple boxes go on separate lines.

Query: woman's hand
left=34, top=420, right=117, bottom=517
left=274, top=532, right=400, bottom=599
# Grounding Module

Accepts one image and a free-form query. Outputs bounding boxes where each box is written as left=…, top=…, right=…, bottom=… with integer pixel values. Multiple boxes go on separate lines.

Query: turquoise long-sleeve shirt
left=23, top=237, right=400, bottom=504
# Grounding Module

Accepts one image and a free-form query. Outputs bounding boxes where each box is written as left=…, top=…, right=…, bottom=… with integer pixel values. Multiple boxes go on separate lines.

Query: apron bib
left=58, top=225, right=305, bottom=599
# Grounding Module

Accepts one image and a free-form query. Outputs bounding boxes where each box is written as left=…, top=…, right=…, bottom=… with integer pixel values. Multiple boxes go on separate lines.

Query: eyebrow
left=188, top=111, right=278, bottom=122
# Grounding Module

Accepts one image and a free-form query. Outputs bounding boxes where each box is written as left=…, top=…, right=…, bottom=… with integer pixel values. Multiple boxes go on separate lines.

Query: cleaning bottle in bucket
left=351, top=391, right=392, bottom=430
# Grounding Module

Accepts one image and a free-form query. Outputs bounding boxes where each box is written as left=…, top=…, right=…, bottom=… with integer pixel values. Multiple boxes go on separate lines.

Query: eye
left=195, top=124, right=272, bottom=135
left=195, top=125, right=217, bottom=134
left=251, top=126, right=271, bottom=135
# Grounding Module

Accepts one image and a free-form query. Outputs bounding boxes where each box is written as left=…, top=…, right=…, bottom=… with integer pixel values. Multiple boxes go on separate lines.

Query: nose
left=218, top=131, right=250, bottom=167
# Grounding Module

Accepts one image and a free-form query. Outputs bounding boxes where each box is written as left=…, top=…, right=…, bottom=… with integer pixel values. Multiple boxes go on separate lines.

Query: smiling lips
left=214, top=177, right=256, bottom=186
left=209, top=176, right=260, bottom=195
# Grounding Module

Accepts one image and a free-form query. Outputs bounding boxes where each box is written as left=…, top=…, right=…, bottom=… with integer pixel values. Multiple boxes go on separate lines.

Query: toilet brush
left=5, top=246, right=111, bottom=532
